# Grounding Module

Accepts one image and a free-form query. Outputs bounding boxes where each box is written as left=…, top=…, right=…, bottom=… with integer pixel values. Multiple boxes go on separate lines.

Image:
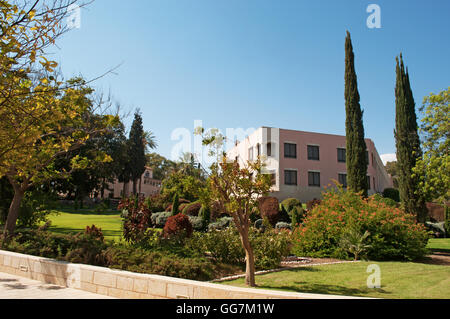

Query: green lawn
left=221, top=261, right=450, bottom=299
left=427, top=238, right=450, bottom=253
left=47, top=208, right=123, bottom=242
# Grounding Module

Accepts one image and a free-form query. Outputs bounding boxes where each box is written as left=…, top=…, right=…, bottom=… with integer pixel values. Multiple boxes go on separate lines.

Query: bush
left=198, top=205, right=210, bottom=229
left=85, top=225, right=104, bottom=242
left=306, top=198, right=322, bottom=211
left=258, top=196, right=280, bottom=226
left=382, top=188, right=400, bottom=203
left=188, top=227, right=292, bottom=270
left=188, top=216, right=205, bottom=232
left=291, top=206, right=306, bottom=228
left=145, top=194, right=169, bottom=214
left=163, top=213, right=193, bottom=239
left=281, top=198, right=302, bottom=213
left=292, top=186, right=430, bottom=261
left=182, top=201, right=202, bottom=216
left=208, top=217, right=233, bottom=231
left=152, top=212, right=172, bottom=229
left=118, top=197, right=152, bottom=243
left=278, top=204, right=291, bottom=223
left=17, top=190, right=57, bottom=228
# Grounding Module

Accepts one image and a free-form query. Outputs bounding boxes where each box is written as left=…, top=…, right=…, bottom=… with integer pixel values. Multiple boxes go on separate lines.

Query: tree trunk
left=132, top=179, right=137, bottom=195
left=239, top=229, right=256, bottom=287
left=4, top=189, right=25, bottom=237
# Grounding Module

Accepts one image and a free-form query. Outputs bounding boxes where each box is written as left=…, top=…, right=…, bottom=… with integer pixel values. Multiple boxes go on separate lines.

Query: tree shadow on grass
left=257, top=267, right=391, bottom=297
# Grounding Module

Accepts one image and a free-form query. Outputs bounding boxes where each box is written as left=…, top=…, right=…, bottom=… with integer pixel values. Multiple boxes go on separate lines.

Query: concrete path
left=0, top=272, right=115, bottom=299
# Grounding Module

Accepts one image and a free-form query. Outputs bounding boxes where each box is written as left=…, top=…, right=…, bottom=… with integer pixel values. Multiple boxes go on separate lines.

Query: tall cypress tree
left=345, top=31, right=368, bottom=197
left=128, top=110, right=147, bottom=195
left=394, top=54, right=427, bottom=223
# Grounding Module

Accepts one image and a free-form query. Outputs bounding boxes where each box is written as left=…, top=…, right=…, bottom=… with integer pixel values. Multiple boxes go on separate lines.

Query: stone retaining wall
left=0, top=250, right=362, bottom=299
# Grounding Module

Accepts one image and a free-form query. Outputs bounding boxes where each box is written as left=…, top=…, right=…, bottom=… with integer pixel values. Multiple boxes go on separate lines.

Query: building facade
left=227, top=127, right=393, bottom=203
left=103, top=167, right=162, bottom=199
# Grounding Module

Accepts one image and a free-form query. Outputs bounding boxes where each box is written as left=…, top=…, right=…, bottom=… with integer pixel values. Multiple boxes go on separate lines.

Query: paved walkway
left=0, top=272, right=114, bottom=299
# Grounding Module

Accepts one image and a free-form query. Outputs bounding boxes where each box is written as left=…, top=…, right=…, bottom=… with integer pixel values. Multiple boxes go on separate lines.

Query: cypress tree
left=394, top=54, right=427, bottom=223
left=171, top=193, right=180, bottom=216
left=128, top=111, right=147, bottom=195
left=345, top=31, right=368, bottom=197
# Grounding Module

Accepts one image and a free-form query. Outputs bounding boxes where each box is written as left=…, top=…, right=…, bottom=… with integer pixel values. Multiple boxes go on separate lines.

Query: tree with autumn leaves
left=0, top=0, right=118, bottom=237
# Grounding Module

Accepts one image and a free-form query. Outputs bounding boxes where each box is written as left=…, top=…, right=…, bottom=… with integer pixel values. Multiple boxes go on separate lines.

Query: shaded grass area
left=221, top=261, right=450, bottom=299
left=47, top=209, right=123, bottom=242
left=427, top=238, right=450, bottom=254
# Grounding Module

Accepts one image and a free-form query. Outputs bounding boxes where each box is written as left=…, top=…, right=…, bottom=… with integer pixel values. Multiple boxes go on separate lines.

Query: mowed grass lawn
left=221, top=261, right=450, bottom=299
left=47, top=208, right=123, bottom=242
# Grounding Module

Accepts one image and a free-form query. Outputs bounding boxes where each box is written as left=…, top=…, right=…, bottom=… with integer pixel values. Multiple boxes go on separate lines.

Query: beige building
left=103, top=167, right=162, bottom=198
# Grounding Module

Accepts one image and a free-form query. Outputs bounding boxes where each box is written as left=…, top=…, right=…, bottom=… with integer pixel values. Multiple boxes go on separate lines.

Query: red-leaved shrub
left=85, top=225, right=104, bottom=241
left=118, top=197, right=152, bottom=243
left=163, top=213, right=193, bottom=239
left=258, top=196, right=280, bottom=226
left=183, top=202, right=202, bottom=216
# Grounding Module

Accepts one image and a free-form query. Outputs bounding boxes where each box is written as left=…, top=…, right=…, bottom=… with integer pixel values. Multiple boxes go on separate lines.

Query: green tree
left=413, top=87, right=450, bottom=204
left=1, top=78, right=118, bottom=236
left=208, top=156, right=272, bottom=287
left=146, top=153, right=177, bottom=180
left=394, top=54, right=427, bottom=223
left=128, top=111, right=147, bottom=195
left=171, top=193, right=179, bottom=216
left=344, top=31, right=368, bottom=197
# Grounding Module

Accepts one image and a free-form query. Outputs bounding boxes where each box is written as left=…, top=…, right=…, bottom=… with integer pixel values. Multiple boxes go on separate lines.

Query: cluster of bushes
left=291, top=187, right=430, bottom=261
left=0, top=226, right=236, bottom=281
left=187, top=226, right=292, bottom=270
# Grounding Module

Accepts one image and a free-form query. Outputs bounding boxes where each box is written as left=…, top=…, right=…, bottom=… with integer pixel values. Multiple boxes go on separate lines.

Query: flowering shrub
left=163, top=213, right=193, bottom=239
left=292, top=187, right=430, bottom=261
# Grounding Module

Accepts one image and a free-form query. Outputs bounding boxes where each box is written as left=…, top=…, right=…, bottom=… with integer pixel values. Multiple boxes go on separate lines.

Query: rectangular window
left=308, top=172, right=320, bottom=187
left=308, top=145, right=320, bottom=161
left=338, top=173, right=347, bottom=188
left=248, top=147, right=254, bottom=161
left=284, top=170, right=297, bottom=186
left=256, top=144, right=261, bottom=157
left=267, top=142, right=272, bottom=157
left=284, top=143, right=297, bottom=159
left=337, top=148, right=346, bottom=163
left=367, top=176, right=371, bottom=190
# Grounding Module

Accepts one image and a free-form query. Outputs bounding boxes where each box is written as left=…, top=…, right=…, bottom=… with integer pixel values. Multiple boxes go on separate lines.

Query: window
left=338, top=173, right=347, bottom=188
left=284, top=143, right=297, bottom=158
left=366, top=151, right=369, bottom=164
left=265, top=172, right=276, bottom=186
left=367, top=176, right=371, bottom=190
left=284, top=170, right=297, bottom=185
left=248, top=147, right=254, bottom=161
left=256, top=143, right=261, bottom=157
left=308, top=172, right=320, bottom=187
left=337, top=148, right=346, bottom=163
left=267, top=142, right=272, bottom=157
left=308, top=145, right=320, bottom=161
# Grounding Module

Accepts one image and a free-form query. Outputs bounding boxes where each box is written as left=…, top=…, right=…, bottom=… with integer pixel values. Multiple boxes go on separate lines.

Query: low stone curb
left=211, top=260, right=360, bottom=283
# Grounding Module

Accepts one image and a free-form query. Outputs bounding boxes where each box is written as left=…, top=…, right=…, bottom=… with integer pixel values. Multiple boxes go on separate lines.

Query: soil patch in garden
left=417, top=253, right=450, bottom=266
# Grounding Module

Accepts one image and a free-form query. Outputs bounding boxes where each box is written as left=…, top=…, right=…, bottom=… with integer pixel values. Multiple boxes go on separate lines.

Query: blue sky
left=53, top=0, right=450, bottom=161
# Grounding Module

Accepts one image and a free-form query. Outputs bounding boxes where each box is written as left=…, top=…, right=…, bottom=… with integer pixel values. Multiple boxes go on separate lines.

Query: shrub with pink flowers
left=292, top=186, right=430, bottom=261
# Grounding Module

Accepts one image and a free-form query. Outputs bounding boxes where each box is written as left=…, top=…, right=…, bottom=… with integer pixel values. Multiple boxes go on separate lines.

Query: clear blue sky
left=53, top=0, right=450, bottom=161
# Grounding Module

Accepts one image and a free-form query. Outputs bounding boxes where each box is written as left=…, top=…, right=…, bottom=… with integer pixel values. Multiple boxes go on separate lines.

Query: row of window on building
left=247, top=142, right=374, bottom=166
left=284, top=170, right=373, bottom=189
left=285, top=143, right=372, bottom=164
